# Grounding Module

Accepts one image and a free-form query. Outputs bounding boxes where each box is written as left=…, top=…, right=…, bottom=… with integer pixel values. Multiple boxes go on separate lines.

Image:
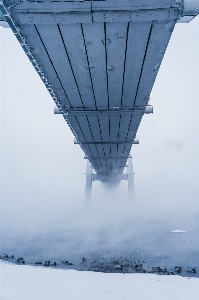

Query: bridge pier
left=127, top=155, right=135, bottom=200
left=85, top=160, right=93, bottom=205
left=84, top=155, right=135, bottom=202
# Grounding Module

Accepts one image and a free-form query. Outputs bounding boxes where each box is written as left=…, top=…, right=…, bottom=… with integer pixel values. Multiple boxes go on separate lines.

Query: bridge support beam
left=85, top=160, right=93, bottom=205
left=127, top=155, right=135, bottom=200
left=84, top=156, right=135, bottom=202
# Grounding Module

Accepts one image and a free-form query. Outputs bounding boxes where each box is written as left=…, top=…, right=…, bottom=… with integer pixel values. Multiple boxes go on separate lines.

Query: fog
left=0, top=18, right=199, bottom=272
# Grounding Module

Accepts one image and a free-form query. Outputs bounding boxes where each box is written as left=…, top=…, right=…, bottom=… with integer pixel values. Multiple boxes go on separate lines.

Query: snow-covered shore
left=1, top=261, right=199, bottom=300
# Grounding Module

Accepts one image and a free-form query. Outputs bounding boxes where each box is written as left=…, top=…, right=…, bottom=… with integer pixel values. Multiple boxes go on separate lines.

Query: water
left=1, top=215, right=198, bottom=278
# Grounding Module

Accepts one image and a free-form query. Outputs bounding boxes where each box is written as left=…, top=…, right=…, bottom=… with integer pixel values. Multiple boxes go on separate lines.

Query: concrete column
left=85, top=160, right=93, bottom=204
left=127, top=155, right=135, bottom=200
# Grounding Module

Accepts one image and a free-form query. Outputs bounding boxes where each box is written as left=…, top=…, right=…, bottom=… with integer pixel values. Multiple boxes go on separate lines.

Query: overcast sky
left=0, top=17, right=199, bottom=239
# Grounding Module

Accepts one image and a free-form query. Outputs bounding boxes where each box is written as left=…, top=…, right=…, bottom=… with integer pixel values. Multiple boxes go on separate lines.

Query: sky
left=0, top=17, right=199, bottom=258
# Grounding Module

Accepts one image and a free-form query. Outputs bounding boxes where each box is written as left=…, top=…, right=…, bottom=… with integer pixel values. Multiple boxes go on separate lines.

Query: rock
left=35, top=262, right=42, bottom=265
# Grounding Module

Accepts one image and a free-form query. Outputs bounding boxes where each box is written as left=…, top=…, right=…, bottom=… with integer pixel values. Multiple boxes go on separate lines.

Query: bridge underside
left=0, top=0, right=184, bottom=177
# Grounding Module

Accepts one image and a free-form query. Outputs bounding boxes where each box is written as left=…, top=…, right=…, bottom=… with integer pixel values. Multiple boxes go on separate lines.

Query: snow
left=172, top=230, right=186, bottom=233
left=1, top=261, right=199, bottom=300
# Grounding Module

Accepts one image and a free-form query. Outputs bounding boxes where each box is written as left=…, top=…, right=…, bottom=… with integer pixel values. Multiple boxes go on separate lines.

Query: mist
left=1, top=18, right=199, bottom=272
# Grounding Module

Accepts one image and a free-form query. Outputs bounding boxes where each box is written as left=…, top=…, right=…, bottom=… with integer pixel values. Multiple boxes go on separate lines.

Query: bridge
left=0, top=0, right=198, bottom=201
